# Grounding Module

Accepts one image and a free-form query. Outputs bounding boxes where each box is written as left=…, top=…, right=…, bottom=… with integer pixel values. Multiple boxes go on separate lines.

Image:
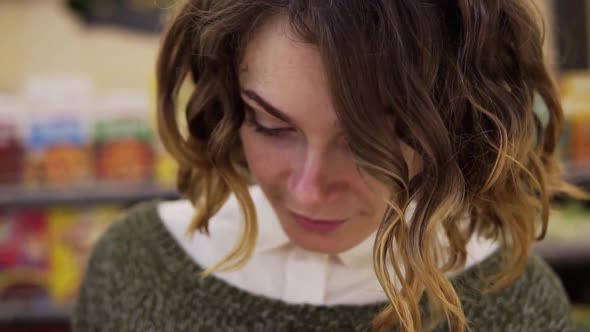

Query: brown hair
left=156, top=1, right=586, bottom=331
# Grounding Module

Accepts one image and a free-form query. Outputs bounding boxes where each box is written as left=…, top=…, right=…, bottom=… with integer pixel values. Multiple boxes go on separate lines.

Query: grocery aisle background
left=0, top=0, right=589, bottom=331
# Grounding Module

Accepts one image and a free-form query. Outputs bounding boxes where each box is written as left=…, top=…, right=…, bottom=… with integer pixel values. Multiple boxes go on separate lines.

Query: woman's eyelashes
left=246, top=117, right=293, bottom=137
left=244, top=110, right=295, bottom=138
left=242, top=107, right=350, bottom=150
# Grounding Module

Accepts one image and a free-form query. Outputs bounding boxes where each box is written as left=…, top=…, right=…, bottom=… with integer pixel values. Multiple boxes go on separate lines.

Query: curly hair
left=156, top=1, right=586, bottom=331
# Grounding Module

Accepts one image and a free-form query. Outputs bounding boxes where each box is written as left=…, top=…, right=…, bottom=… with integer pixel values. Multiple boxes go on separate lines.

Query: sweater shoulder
left=105, top=200, right=163, bottom=241
left=79, top=199, right=187, bottom=279
left=457, top=251, right=573, bottom=332
left=81, top=200, right=160, bottom=261
left=72, top=200, right=184, bottom=330
left=93, top=200, right=170, bottom=257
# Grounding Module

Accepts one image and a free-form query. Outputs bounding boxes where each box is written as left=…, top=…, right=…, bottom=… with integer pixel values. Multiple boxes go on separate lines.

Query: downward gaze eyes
left=242, top=106, right=351, bottom=152
left=245, top=116, right=295, bottom=138
left=243, top=105, right=296, bottom=139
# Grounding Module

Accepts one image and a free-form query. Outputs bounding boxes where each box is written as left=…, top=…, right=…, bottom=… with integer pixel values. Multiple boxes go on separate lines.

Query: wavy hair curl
left=156, top=1, right=586, bottom=331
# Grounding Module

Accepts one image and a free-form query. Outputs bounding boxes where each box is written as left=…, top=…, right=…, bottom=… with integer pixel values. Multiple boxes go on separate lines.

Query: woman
left=73, top=0, right=585, bottom=331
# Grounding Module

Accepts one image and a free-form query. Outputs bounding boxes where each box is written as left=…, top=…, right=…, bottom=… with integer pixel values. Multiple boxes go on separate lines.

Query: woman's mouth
left=290, top=212, right=348, bottom=234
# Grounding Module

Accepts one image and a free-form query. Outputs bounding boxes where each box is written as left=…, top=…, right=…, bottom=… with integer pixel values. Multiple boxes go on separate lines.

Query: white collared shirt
left=159, top=186, right=498, bottom=305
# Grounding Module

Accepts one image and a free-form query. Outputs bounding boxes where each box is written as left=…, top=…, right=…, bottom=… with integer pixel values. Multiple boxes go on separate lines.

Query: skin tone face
left=238, top=15, right=421, bottom=254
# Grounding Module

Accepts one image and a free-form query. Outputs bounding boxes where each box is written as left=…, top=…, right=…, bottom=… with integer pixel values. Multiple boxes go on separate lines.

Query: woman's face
left=238, top=15, right=420, bottom=254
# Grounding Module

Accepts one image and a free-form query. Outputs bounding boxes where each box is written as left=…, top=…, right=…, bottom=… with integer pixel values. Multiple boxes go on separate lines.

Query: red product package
left=0, top=209, right=49, bottom=297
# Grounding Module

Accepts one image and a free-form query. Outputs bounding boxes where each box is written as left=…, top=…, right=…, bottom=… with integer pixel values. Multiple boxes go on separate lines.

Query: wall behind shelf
left=0, top=0, right=163, bottom=93
left=0, top=0, right=564, bottom=94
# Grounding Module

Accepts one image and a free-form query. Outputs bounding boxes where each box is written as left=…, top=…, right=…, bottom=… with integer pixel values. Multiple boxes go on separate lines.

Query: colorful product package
left=149, top=76, right=180, bottom=189
left=569, top=112, right=590, bottom=166
left=0, top=96, right=25, bottom=186
left=94, top=92, right=154, bottom=184
left=560, top=72, right=590, bottom=167
left=0, top=209, right=49, bottom=298
left=23, top=76, right=95, bottom=188
left=26, top=116, right=93, bottom=187
left=47, top=205, right=118, bottom=305
left=154, top=145, right=177, bottom=188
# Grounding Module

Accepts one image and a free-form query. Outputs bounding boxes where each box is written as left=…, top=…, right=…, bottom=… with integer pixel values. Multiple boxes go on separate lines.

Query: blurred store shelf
left=534, top=241, right=590, bottom=265
left=564, top=162, right=590, bottom=186
left=0, top=162, right=586, bottom=208
left=534, top=201, right=590, bottom=265
left=0, top=298, right=70, bottom=323
left=0, top=183, right=179, bottom=208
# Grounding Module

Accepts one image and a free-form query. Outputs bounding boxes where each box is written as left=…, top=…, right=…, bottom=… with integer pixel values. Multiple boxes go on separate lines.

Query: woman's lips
left=290, top=212, right=347, bottom=234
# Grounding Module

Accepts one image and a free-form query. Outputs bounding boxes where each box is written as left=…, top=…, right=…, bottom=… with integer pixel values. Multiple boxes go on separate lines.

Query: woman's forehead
left=238, top=16, right=340, bottom=131
left=239, top=15, right=324, bottom=86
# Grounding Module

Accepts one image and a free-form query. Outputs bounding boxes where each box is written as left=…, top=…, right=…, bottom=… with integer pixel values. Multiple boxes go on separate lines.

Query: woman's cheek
left=241, top=134, right=294, bottom=184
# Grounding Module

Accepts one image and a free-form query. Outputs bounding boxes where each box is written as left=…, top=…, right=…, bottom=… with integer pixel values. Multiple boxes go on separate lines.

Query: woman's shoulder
left=73, top=200, right=206, bottom=330
left=462, top=249, right=569, bottom=303
left=89, top=201, right=162, bottom=255
left=86, top=199, right=193, bottom=269
left=454, top=249, right=573, bottom=331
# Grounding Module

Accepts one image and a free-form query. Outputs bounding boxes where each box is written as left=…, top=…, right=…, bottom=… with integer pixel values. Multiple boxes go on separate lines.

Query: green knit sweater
left=72, top=201, right=573, bottom=331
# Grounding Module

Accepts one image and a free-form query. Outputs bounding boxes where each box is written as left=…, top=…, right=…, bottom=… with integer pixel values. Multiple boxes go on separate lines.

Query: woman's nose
left=288, top=151, right=338, bottom=208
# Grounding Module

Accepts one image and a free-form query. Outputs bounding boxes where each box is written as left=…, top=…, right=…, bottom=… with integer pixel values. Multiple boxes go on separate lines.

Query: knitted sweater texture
left=72, top=201, right=573, bottom=331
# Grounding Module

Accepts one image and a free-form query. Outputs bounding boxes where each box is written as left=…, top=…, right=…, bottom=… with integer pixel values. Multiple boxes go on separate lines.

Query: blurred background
left=0, top=0, right=589, bottom=331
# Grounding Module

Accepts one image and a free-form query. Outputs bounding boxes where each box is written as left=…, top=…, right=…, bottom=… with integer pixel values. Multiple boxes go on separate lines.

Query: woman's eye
left=246, top=118, right=294, bottom=138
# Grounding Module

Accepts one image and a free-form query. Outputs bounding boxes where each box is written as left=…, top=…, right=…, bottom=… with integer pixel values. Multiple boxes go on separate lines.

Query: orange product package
left=25, top=113, right=93, bottom=188
left=94, top=92, right=154, bottom=184
left=569, top=112, right=590, bottom=166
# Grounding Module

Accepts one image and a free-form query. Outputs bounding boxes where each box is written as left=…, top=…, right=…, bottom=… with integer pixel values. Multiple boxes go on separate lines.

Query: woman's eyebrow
left=241, top=89, right=293, bottom=123
left=241, top=88, right=346, bottom=137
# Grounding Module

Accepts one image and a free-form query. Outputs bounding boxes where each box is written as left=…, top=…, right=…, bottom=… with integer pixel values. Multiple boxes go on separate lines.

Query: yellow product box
left=47, top=206, right=119, bottom=304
